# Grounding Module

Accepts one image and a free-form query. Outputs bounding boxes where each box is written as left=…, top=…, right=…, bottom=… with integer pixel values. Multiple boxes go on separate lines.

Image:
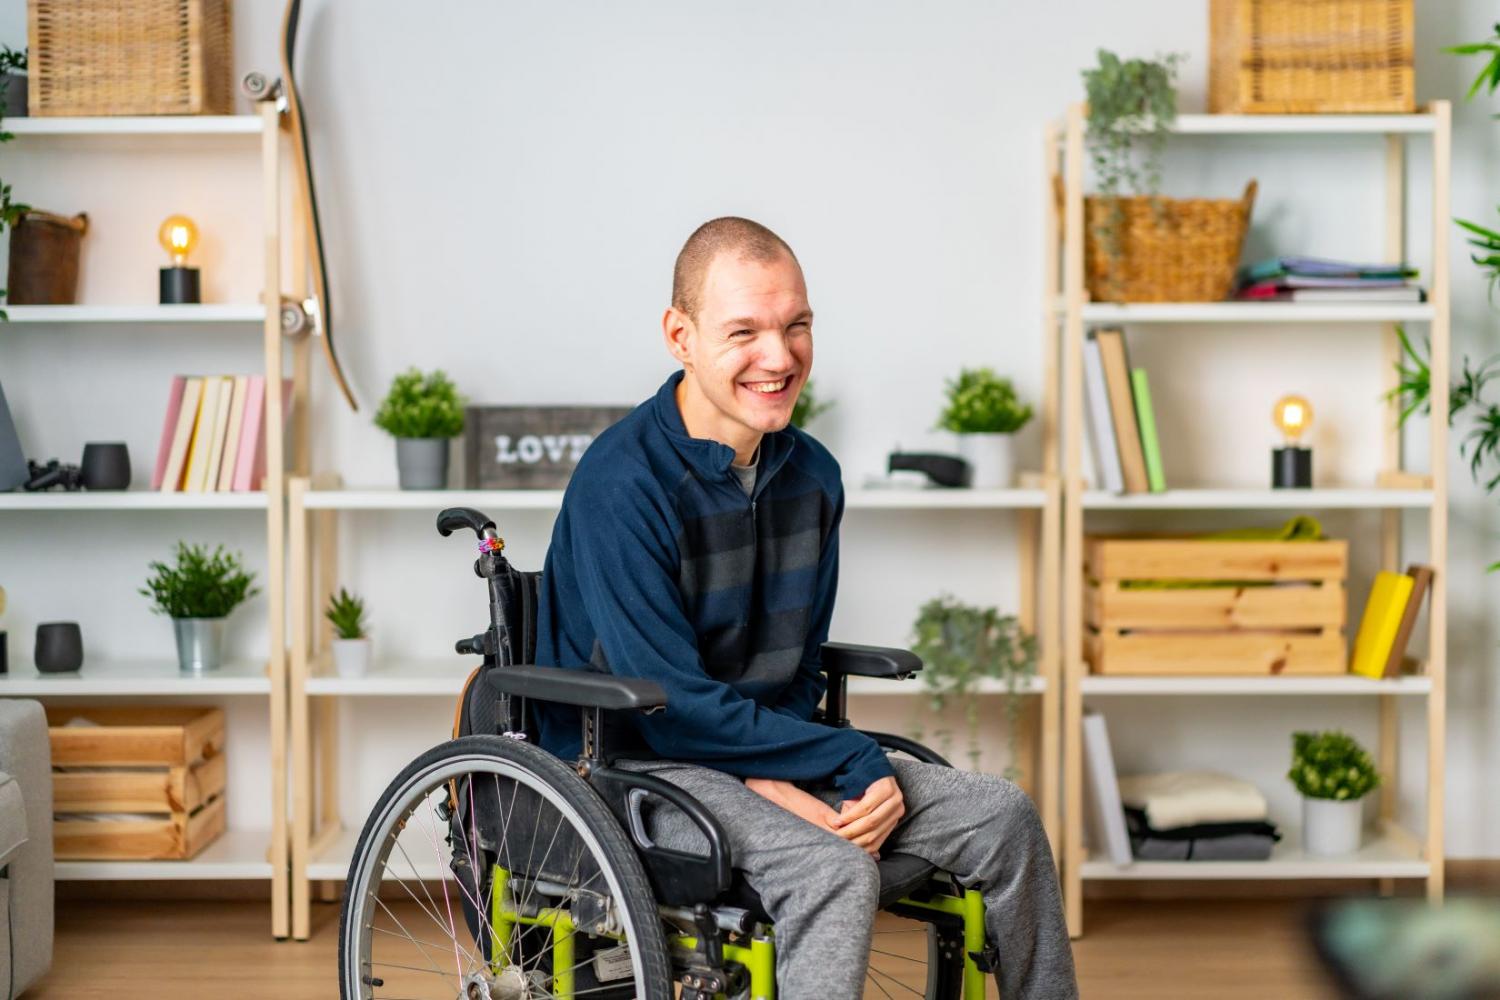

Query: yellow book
left=183, top=376, right=224, bottom=493
left=1349, top=571, right=1415, bottom=679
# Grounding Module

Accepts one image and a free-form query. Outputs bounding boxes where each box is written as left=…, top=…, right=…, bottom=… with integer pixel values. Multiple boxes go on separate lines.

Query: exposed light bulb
left=158, top=215, right=199, bottom=266
left=1273, top=394, right=1313, bottom=445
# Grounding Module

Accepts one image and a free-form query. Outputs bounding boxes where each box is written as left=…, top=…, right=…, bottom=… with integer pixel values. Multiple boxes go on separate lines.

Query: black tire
left=339, top=735, right=673, bottom=999
left=870, top=904, right=966, bottom=998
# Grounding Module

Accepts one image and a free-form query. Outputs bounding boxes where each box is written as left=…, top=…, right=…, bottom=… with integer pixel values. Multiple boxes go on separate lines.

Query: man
left=536, top=217, right=1078, bottom=999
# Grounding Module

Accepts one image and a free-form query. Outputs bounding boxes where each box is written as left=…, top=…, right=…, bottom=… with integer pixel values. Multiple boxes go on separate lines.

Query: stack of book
left=1083, top=327, right=1166, bottom=495
left=1349, top=564, right=1435, bottom=679
left=152, top=375, right=292, bottom=493
left=1235, top=256, right=1424, bottom=303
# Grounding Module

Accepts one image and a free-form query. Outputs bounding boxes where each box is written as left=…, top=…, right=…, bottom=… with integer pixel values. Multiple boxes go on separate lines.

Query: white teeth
left=747, top=378, right=787, bottom=394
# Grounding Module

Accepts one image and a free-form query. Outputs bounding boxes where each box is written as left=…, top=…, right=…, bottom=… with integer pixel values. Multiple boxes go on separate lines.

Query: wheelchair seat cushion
left=722, top=851, right=938, bottom=924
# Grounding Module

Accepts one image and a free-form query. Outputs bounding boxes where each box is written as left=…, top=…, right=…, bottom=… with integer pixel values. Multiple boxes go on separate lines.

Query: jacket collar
left=652, top=370, right=795, bottom=492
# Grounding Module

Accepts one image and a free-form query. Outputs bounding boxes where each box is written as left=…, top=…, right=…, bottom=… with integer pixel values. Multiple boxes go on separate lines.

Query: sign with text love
left=464, top=405, right=633, bottom=489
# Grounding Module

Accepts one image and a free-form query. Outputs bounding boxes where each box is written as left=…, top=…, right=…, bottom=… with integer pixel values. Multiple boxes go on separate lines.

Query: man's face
left=666, top=250, right=813, bottom=440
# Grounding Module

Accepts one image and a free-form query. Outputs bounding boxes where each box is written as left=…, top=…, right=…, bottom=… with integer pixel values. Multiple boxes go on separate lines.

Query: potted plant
left=1288, top=730, right=1380, bottom=857
left=325, top=587, right=371, bottom=678
left=909, top=595, right=1037, bottom=778
left=374, top=368, right=467, bottom=490
left=936, top=367, right=1032, bottom=488
left=790, top=377, right=834, bottom=430
left=140, top=542, right=259, bottom=672
left=0, top=46, right=26, bottom=118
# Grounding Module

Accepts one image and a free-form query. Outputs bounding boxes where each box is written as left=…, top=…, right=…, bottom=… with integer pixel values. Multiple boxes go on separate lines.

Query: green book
left=1130, top=368, right=1166, bottom=493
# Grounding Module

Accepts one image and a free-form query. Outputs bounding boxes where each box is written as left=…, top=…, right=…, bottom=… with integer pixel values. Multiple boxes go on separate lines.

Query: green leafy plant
left=373, top=368, right=466, bottom=439
left=140, top=542, right=260, bottom=619
left=1288, top=730, right=1380, bottom=801
left=909, top=596, right=1037, bottom=777
left=936, top=367, right=1032, bottom=434
left=790, top=377, right=833, bottom=430
left=325, top=587, right=369, bottom=640
left=0, top=46, right=28, bottom=319
left=1082, top=49, right=1184, bottom=269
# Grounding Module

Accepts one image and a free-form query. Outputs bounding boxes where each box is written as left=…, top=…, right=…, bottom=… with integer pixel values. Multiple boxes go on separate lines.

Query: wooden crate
left=1208, top=0, right=1414, bottom=114
left=1085, top=537, right=1348, bottom=676
left=46, top=706, right=226, bottom=861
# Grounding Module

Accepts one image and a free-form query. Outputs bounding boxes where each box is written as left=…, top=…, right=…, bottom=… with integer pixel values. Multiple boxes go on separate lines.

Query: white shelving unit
left=0, top=107, right=296, bottom=935
left=299, top=485, right=1049, bottom=512
left=1048, top=103, right=1451, bottom=936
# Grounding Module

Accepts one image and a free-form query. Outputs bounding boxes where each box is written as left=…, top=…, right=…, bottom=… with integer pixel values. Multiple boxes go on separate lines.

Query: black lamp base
left=1272, top=446, right=1312, bottom=489
left=159, top=266, right=201, bottom=304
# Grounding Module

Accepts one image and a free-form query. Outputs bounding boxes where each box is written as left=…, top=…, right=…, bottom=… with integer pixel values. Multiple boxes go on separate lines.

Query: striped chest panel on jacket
left=671, top=463, right=833, bottom=688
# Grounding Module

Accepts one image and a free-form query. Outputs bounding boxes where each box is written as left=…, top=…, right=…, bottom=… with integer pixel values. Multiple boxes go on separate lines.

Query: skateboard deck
left=281, top=0, right=358, bottom=410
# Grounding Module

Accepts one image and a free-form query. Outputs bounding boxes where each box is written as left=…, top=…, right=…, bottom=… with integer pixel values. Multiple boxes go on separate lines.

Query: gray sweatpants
left=617, top=756, right=1078, bottom=1000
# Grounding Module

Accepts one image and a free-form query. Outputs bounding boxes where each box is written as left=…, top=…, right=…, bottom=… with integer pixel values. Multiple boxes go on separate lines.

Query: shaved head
left=672, top=217, right=799, bottom=322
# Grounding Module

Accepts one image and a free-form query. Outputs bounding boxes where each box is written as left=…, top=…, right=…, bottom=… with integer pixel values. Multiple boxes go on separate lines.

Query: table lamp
left=1272, top=394, right=1313, bottom=488
left=158, top=214, right=201, bottom=304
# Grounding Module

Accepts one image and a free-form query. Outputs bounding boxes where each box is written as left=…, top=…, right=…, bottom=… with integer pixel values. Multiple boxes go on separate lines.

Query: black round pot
left=80, top=442, right=131, bottom=490
left=35, top=621, right=83, bottom=673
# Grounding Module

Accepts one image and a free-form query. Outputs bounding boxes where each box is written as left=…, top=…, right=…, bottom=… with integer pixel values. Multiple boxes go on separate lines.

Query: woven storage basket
left=27, top=0, right=232, bottom=116
left=1082, top=180, right=1256, bottom=303
left=1209, top=0, right=1414, bottom=114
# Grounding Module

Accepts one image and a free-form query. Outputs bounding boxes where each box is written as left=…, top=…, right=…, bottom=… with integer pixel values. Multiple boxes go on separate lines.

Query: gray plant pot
left=396, top=437, right=449, bottom=490
left=173, top=617, right=226, bottom=673
left=2, top=73, right=27, bottom=118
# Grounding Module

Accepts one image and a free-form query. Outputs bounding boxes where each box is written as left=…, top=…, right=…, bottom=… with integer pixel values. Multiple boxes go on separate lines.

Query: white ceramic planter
left=1303, top=796, right=1364, bottom=856
left=956, top=432, right=1016, bottom=489
left=332, top=637, right=372, bottom=678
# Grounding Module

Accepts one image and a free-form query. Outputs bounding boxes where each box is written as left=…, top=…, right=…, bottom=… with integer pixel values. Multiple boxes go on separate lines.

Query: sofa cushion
left=0, top=772, right=24, bottom=869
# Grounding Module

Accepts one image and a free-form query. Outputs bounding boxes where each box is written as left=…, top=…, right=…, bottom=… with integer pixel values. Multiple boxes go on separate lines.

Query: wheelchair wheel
left=866, top=910, right=966, bottom=998
left=339, top=735, right=673, bottom=999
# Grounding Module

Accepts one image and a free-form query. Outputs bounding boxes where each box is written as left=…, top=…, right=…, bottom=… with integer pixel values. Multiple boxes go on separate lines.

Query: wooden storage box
left=27, top=0, right=233, bottom=116
left=47, top=706, right=226, bottom=861
left=1085, top=537, right=1348, bottom=676
left=1208, top=0, right=1414, bottom=114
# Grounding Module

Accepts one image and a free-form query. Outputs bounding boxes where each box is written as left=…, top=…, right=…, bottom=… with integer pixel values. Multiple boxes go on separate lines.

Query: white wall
left=3, top=0, right=1500, bottom=855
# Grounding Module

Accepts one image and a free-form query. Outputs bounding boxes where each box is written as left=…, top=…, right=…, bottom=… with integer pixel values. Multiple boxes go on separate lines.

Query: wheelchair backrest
left=453, top=560, right=543, bottom=741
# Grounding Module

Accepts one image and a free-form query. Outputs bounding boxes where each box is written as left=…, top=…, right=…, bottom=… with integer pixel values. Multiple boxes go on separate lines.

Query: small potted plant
left=790, top=377, right=834, bottom=430
left=140, top=542, right=259, bottom=672
left=0, top=45, right=26, bottom=118
left=936, top=367, right=1033, bottom=488
left=1289, top=730, right=1380, bottom=857
left=374, top=367, right=467, bottom=490
left=325, top=587, right=370, bottom=678
left=909, top=595, right=1037, bottom=777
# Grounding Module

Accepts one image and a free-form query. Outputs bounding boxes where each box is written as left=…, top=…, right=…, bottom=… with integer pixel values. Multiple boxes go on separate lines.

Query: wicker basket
left=1209, top=0, right=1414, bottom=114
left=1082, top=181, right=1256, bottom=303
left=7, top=210, right=87, bottom=305
left=27, top=0, right=232, bottom=116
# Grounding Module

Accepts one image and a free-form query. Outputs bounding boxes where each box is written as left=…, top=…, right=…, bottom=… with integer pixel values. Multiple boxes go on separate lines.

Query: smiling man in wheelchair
left=338, top=217, right=1077, bottom=1000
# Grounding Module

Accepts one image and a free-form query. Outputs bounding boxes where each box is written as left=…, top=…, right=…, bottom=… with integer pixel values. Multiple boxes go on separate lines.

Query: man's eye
left=731, top=329, right=753, bottom=338
left=789, top=322, right=810, bottom=331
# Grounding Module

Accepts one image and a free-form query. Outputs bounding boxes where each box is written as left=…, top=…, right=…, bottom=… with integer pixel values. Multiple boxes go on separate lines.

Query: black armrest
left=484, top=664, right=667, bottom=713
left=821, top=642, right=922, bottom=679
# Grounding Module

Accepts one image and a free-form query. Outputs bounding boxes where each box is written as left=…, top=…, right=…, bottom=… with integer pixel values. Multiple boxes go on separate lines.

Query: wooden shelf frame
left=1050, top=104, right=1451, bottom=937
left=286, top=459, right=1065, bottom=939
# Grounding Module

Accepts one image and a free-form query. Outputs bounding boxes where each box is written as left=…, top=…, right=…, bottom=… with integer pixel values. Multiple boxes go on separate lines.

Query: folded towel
left=1117, top=771, right=1268, bottom=829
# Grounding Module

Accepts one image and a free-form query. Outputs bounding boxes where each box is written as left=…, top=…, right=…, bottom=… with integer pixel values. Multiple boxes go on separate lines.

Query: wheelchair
left=338, top=507, right=999, bottom=999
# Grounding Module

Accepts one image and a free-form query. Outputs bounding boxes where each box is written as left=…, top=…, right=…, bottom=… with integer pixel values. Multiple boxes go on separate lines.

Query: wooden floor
left=28, top=895, right=1339, bottom=999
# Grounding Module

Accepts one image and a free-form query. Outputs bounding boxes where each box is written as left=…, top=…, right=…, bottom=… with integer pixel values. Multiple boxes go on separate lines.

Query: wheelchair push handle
left=436, top=507, right=495, bottom=539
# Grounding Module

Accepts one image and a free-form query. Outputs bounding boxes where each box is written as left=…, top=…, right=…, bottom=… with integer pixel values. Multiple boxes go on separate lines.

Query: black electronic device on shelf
left=887, top=451, right=972, bottom=488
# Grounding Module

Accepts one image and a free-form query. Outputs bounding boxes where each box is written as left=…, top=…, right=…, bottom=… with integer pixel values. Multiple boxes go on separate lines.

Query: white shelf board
left=1169, top=113, right=1436, bottom=135
left=848, top=675, right=1044, bottom=695
left=56, top=828, right=274, bottom=881
left=1069, top=302, right=1433, bottom=324
left=1081, top=830, right=1429, bottom=880
left=311, top=827, right=452, bottom=882
left=1082, top=487, right=1433, bottom=510
left=8, top=114, right=264, bottom=136
left=0, top=659, right=271, bottom=696
left=304, top=486, right=1044, bottom=512
left=1080, top=674, right=1430, bottom=696
left=0, top=490, right=269, bottom=511
left=3, top=304, right=265, bottom=324
left=306, top=658, right=480, bottom=696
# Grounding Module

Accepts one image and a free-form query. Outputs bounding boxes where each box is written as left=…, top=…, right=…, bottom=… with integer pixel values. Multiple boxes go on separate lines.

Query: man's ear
left=662, top=306, right=695, bottom=368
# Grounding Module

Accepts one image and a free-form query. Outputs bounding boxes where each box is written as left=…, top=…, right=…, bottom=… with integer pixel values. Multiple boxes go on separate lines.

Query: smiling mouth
left=741, top=376, right=793, bottom=398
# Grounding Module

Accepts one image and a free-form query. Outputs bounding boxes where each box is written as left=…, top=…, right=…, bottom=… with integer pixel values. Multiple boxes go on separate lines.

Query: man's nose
left=758, top=332, right=795, bottom=372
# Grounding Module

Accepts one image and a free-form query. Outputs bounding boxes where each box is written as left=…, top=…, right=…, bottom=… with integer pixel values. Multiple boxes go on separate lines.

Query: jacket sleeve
left=769, top=485, right=842, bottom=724
left=567, top=477, right=891, bottom=799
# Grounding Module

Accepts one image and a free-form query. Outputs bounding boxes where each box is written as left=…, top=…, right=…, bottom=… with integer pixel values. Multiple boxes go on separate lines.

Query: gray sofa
left=0, top=700, right=52, bottom=998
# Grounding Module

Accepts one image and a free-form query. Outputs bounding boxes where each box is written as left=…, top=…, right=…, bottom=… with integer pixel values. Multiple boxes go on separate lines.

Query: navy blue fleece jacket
left=534, top=371, right=893, bottom=799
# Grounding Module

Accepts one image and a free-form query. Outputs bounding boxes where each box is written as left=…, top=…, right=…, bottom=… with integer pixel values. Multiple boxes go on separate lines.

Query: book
left=230, top=375, right=266, bottom=492
left=1383, top=564, right=1434, bottom=678
left=151, top=376, right=188, bottom=490
left=183, top=375, right=225, bottom=493
left=1350, top=570, right=1416, bottom=679
left=1240, top=256, right=1416, bottom=284
left=217, top=376, right=249, bottom=492
left=1082, top=711, right=1132, bottom=867
left=1247, top=286, right=1427, bottom=303
left=159, top=376, right=204, bottom=492
left=1094, top=328, right=1149, bottom=493
left=201, top=376, right=234, bottom=493
left=1130, top=368, right=1166, bottom=493
left=1083, top=334, right=1125, bottom=493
